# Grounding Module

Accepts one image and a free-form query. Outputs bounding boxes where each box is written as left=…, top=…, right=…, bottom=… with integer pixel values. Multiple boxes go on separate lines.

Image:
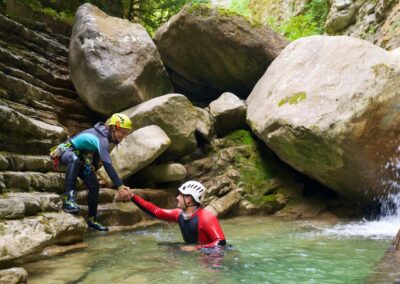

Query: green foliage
left=21, top=0, right=75, bottom=24
left=278, top=92, right=307, bottom=107
left=229, top=0, right=251, bottom=17
left=125, top=0, right=210, bottom=35
left=279, top=14, right=320, bottom=40
left=304, top=0, right=330, bottom=34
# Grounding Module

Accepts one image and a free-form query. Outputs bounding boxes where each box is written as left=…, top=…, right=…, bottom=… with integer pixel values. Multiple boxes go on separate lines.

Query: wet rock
left=0, top=267, right=28, bottom=284
left=209, top=92, right=247, bottom=136
left=247, top=35, right=400, bottom=204
left=195, top=107, right=215, bottom=142
left=41, top=242, right=88, bottom=257
left=154, top=3, right=288, bottom=99
left=97, top=125, right=171, bottom=187
left=0, top=212, right=86, bottom=264
left=123, top=94, right=197, bottom=159
left=69, top=3, right=172, bottom=116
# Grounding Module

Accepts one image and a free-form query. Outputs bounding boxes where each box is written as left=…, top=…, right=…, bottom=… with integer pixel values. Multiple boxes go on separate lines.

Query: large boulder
left=247, top=35, right=400, bottom=203
left=209, top=92, right=247, bottom=136
left=123, top=94, right=197, bottom=159
left=69, top=3, right=173, bottom=116
left=97, top=125, right=171, bottom=187
left=153, top=3, right=288, bottom=100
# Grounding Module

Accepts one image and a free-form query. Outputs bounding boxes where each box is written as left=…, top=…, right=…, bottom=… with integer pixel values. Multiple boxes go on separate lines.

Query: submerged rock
left=69, top=3, right=172, bottom=116
left=247, top=35, right=400, bottom=203
left=154, top=3, right=288, bottom=99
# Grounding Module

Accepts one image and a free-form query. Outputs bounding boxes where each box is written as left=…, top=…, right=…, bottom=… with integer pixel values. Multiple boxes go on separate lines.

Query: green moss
left=225, top=129, right=255, bottom=146
left=187, top=3, right=213, bottom=15
left=278, top=92, right=307, bottom=107
left=372, top=64, right=396, bottom=79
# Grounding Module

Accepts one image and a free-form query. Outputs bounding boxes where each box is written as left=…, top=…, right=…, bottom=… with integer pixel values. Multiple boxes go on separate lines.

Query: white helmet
left=178, top=181, right=206, bottom=204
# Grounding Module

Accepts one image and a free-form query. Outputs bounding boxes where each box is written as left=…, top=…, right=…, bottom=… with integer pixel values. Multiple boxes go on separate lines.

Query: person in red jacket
left=119, top=181, right=226, bottom=251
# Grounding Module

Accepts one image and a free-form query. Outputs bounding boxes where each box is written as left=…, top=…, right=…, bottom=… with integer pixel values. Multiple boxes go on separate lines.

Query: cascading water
left=319, top=146, right=400, bottom=240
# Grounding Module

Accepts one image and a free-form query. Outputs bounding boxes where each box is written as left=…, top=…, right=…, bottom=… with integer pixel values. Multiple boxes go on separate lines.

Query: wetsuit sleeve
left=131, top=195, right=180, bottom=223
left=197, top=214, right=226, bottom=249
left=103, top=162, right=123, bottom=188
left=99, top=138, right=123, bottom=188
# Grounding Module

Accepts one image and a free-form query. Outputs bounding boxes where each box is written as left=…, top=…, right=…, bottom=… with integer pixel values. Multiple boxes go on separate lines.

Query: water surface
left=25, top=216, right=396, bottom=283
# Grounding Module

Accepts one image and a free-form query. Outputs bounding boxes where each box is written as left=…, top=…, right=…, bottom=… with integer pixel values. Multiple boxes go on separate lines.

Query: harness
left=49, top=142, right=93, bottom=175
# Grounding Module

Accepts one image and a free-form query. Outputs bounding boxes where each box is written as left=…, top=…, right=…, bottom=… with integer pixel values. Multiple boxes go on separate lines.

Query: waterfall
left=318, top=146, right=400, bottom=239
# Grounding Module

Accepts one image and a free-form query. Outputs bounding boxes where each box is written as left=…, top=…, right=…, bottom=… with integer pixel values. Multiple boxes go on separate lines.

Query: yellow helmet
left=108, top=113, right=132, bottom=129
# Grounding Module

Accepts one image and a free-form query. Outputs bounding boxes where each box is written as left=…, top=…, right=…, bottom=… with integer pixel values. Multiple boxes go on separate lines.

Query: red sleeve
left=131, top=194, right=180, bottom=223
left=196, top=210, right=226, bottom=249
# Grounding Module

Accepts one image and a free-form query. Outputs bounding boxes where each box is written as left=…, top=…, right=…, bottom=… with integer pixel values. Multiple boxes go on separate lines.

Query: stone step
left=0, top=171, right=85, bottom=194
left=0, top=192, right=62, bottom=219
left=0, top=13, right=68, bottom=58
left=0, top=152, right=53, bottom=172
left=0, top=72, right=95, bottom=133
left=0, top=105, right=67, bottom=155
left=7, top=15, right=70, bottom=48
left=0, top=212, right=87, bottom=265
left=0, top=46, right=72, bottom=90
left=0, top=62, right=77, bottom=99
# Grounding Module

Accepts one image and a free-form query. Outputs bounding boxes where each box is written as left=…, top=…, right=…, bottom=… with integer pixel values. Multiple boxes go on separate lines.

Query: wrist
left=130, top=193, right=135, bottom=201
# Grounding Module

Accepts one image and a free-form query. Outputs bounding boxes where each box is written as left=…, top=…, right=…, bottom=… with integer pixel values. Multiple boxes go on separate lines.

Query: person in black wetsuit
left=119, top=181, right=226, bottom=251
left=52, top=113, right=132, bottom=231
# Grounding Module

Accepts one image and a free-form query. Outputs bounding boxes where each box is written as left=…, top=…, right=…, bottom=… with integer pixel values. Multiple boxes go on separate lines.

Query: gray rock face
left=138, top=163, right=187, bottom=183
left=195, top=107, right=215, bottom=142
left=0, top=268, right=28, bottom=284
left=205, top=189, right=242, bottom=217
left=0, top=212, right=86, bottom=263
left=247, top=35, right=400, bottom=203
left=69, top=3, right=173, bottom=116
left=0, top=105, right=67, bottom=155
left=97, top=125, right=171, bottom=187
left=325, top=0, right=400, bottom=50
left=123, top=94, right=197, bottom=159
left=209, top=92, right=247, bottom=136
left=154, top=3, right=288, bottom=99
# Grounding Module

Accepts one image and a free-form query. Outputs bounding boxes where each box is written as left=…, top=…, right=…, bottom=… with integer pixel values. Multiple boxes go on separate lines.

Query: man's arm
left=131, top=194, right=180, bottom=223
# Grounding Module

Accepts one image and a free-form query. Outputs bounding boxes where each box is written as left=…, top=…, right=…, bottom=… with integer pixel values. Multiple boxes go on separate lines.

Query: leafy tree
left=124, top=0, right=210, bottom=35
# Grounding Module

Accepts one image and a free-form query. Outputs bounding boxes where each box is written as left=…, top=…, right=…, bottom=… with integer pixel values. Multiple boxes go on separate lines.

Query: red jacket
left=131, top=195, right=226, bottom=249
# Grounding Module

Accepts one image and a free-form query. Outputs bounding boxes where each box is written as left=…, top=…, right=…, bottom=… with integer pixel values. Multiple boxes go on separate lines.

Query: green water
left=25, top=216, right=392, bottom=283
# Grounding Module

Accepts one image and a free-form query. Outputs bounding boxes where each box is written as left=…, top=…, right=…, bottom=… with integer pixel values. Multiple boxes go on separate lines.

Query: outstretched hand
left=180, top=245, right=198, bottom=252
left=117, top=187, right=133, bottom=201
